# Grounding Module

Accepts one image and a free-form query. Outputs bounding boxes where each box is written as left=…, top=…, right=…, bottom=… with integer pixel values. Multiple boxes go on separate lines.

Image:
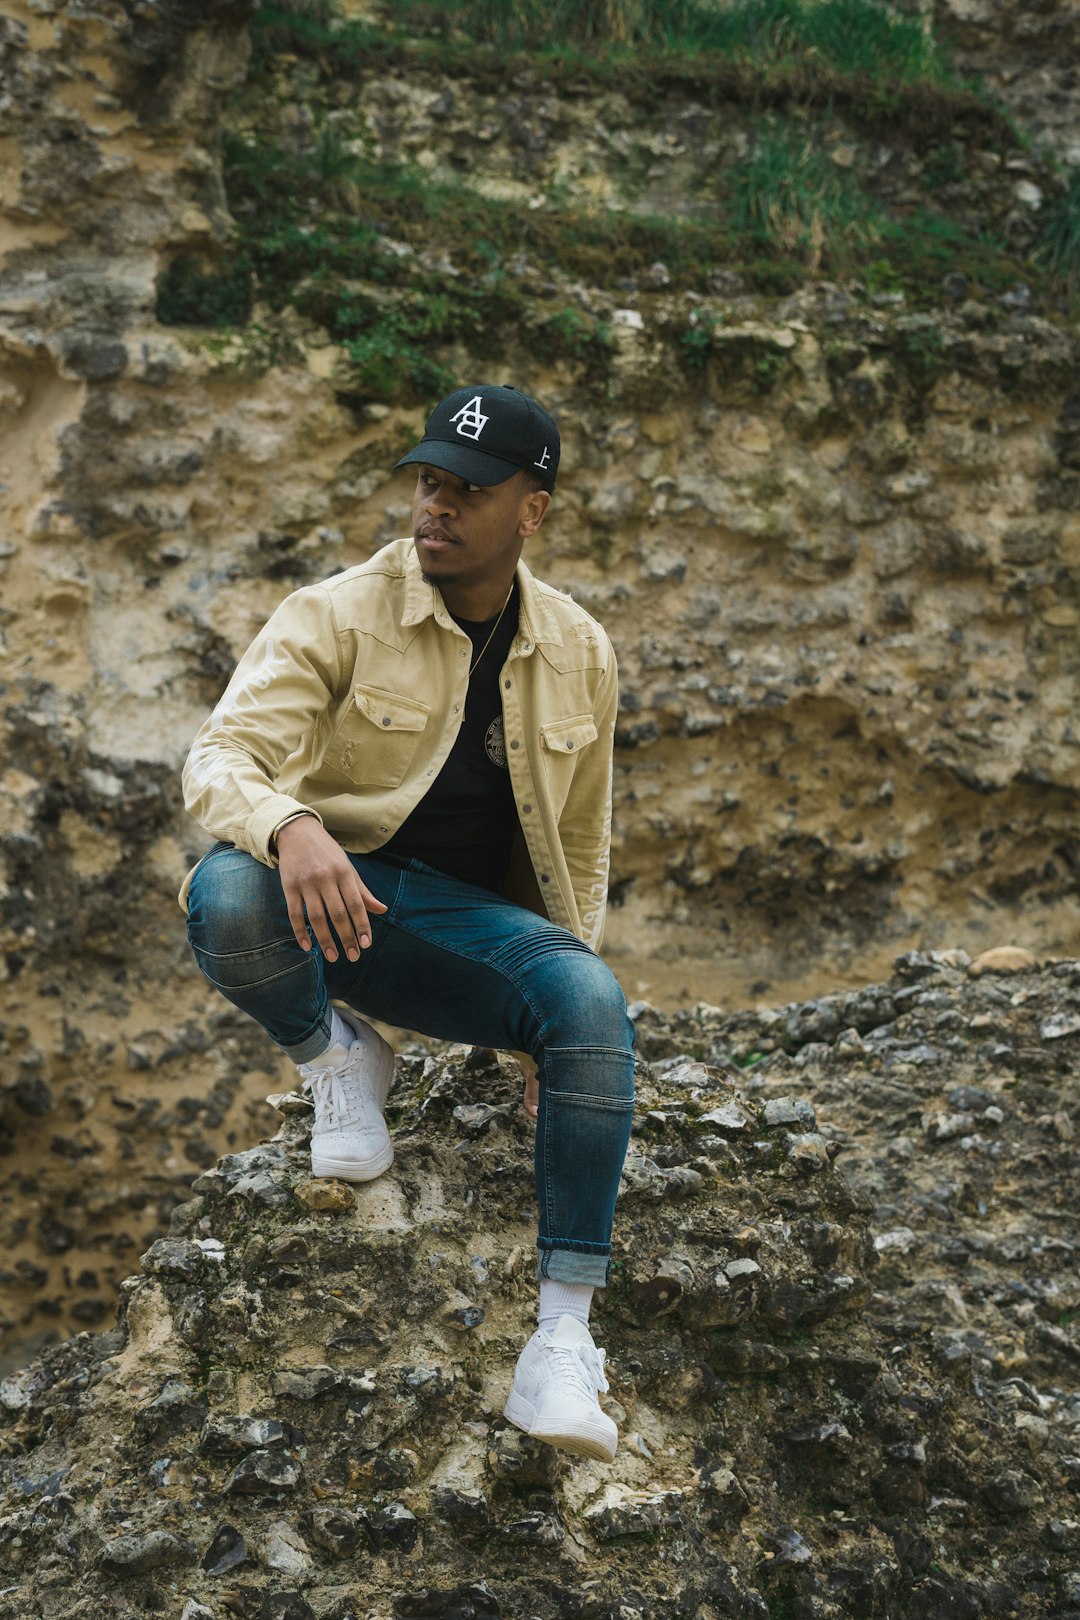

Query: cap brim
left=394, top=439, right=522, bottom=487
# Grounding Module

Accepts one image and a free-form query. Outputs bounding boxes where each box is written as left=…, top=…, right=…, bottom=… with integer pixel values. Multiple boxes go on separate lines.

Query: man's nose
left=421, top=479, right=456, bottom=515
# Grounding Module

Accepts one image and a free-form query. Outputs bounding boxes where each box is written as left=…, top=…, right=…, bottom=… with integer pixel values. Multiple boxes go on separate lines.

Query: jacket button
left=522, top=804, right=533, bottom=814
left=504, top=679, right=511, bottom=689
left=540, top=873, right=550, bottom=883
left=510, top=740, right=519, bottom=750
left=566, top=740, right=574, bottom=749
left=381, top=716, right=391, bottom=726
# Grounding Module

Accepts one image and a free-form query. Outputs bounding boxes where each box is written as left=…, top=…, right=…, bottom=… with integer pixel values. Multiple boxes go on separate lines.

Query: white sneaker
left=298, top=1012, right=394, bottom=1181
left=503, top=1315, right=617, bottom=1462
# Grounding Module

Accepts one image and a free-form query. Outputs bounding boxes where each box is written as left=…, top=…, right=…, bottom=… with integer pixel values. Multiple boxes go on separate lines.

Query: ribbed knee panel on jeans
left=486, top=934, right=636, bottom=1286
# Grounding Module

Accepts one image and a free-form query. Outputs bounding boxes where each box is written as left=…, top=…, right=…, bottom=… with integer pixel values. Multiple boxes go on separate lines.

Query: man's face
left=411, top=465, right=549, bottom=607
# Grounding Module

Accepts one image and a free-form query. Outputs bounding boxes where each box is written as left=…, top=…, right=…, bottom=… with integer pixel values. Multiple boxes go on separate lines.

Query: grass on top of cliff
left=384, top=0, right=957, bottom=83
left=253, top=0, right=1011, bottom=144
left=157, top=0, right=1074, bottom=401
left=264, top=0, right=956, bottom=81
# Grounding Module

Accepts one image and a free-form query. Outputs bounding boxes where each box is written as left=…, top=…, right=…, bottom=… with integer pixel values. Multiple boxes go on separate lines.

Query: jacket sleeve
left=558, top=645, right=618, bottom=951
left=181, top=585, right=342, bottom=864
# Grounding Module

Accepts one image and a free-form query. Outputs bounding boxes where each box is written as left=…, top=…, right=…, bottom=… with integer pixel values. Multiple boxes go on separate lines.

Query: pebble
left=786, top=1132, right=833, bottom=1171
left=293, top=1178, right=355, bottom=1211
left=266, top=1089, right=313, bottom=1115
left=762, top=1096, right=816, bottom=1128
left=432, top=1487, right=492, bottom=1526
left=200, top=1521, right=248, bottom=1576
left=923, top=1111, right=976, bottom=1142
left=139, top=1238, right=216, bottom=1279
left=271, top=1366, right=343, bottom=1400
left=585, top=1489, right=684, bottom=1540
left=263, top=1519, right=312, bottom=1575
left=369, top=1503, right=419, bottom=1551
left=874, top=1227, right=918, bottom=1254
left=970, top=947, right=1038, bottom=976
left=135, top=1380, right=208, bottom=1442
left=1040, top=1013, right=1080, bottom=1040
left=760, top=1524, right=814, bottom=1565
left=982, top=1470, right=1044, bottom=1514
left=726, top=1257, right=761, bottom=1280
left=501, top=1513, right=564, bottom=1545
left=258, top=1595, right=316, bottom=1620
left=696, top=1102, right=751, bottom=1132
left=99, top=1531, right=195, bottom=1572
left=305, top=1505, right=363, bottom=1555
left=225, top=1450, right=302, bottom=1495
left=200, top=1415, right=291, bottom=1455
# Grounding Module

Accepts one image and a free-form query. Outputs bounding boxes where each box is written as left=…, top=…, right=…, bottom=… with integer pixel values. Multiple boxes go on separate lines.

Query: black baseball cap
left=395, top=384, right=560, bottom=493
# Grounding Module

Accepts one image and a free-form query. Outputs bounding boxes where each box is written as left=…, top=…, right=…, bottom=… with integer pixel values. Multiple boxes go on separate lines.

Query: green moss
left=1037, top=164, right=1080, bottom=286
left=167, top=0, right=1075, bottom=399
left=729, top=122, right=884, bottom=273
left=155, top=258, right=253, bottom=326
left=374, top=0, right=961, bottom=88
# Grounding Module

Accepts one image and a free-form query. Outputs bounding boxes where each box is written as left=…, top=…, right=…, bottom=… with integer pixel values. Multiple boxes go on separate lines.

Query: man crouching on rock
left=178, top=384, right=634, bottom=1463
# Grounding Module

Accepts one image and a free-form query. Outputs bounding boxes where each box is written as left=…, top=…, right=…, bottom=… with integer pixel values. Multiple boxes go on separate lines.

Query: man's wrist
left=270, top=810, right=317, bottom=855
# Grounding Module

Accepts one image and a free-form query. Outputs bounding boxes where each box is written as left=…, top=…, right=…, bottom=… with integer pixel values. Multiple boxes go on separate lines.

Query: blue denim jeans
left=185, top=845, right=635, bottom=1287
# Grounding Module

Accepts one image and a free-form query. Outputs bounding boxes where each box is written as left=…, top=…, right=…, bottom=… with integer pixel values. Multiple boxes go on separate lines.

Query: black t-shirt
left=381, top=582, right=520, bottom=890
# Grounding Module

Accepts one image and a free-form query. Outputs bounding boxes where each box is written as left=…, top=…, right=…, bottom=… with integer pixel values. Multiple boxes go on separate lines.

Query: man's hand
left=276, top=815, right=387, bottom=963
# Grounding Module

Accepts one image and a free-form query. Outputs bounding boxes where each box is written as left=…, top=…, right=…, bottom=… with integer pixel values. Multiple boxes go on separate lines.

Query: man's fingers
left=326, top=890, right=367, bottom=962
left=331, top=876, right=382, bottom=958
left=284, top=888, right=311, bottom=953
left=278, top=842, right=388, bottom=963
left=304, top=893, right=341, bottom=963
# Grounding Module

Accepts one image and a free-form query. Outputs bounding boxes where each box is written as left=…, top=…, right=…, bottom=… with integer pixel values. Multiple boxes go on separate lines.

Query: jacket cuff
left=247, top=796, right=324, bottom=866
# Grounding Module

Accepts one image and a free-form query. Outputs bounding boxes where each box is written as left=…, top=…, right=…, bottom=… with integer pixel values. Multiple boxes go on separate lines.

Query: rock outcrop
left=1, top=957, right=1079, bottom=1617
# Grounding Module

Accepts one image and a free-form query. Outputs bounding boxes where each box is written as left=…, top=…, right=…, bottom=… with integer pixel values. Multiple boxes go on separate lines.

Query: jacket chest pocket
left=538, top=713, right=598, bottom=818
left=324, top=684, right=430, bottom=789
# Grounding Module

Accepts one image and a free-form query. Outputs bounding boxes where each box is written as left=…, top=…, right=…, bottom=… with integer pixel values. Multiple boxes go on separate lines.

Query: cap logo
left=450, top=395, right=489, bottom=441
left=534, top=446, right=551, bottom=471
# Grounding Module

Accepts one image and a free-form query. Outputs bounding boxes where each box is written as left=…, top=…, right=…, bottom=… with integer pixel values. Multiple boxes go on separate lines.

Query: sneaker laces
left=302, top=1047, right=380, bottom=1132
left=546, top=1336, right=610, bottom=1399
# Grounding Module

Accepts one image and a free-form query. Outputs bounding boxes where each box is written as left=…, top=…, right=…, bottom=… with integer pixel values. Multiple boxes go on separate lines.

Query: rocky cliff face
left=1, top=0, right=1078, bottom=1356
left=1, top=954, right=1078, bottom=1618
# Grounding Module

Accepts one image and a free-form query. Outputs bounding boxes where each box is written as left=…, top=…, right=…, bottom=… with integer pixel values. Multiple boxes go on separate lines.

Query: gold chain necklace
left=468, top=584, right=514, bottom=677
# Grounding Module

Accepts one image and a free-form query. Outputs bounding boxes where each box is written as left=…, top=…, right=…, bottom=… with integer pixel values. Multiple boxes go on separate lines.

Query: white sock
left=328, top=1007, right=352, bottom=1051
left=538, top=1279, right=593, bottom=1337
left=298, top=1007, right=352, bottom=1070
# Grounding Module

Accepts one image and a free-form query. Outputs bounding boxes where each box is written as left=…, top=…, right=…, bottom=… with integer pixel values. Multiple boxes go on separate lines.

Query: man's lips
left=416, top=528, right=459, bottom=548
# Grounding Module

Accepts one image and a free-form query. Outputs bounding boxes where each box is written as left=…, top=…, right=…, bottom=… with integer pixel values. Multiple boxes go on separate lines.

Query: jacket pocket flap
left=353, top=684, right=430, bottom=732
left=539, top=715, right=598, bottom=753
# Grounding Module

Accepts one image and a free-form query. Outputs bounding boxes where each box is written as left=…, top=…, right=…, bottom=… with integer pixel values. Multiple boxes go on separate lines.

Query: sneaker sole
left=503, top=1390, right=617, bottom=1463
left=310, top=1140, right=394, bottom=1181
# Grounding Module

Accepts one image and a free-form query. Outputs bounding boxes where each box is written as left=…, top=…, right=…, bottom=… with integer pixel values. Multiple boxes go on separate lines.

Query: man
left=180, top=384, right=635, bottom=1462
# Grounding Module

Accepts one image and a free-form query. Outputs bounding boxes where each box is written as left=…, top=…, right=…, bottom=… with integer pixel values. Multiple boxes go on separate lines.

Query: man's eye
left=466, top=483, right=483, bottom=493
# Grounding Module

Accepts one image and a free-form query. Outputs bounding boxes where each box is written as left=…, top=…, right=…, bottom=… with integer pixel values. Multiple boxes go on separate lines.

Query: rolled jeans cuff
left=535, top=1240, right=612, bottom=1289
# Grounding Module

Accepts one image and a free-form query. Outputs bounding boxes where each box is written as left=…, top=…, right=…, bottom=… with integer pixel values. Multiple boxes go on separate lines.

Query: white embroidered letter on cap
left=534, top=445, right=551, bottom=471
left=450, top=395, right=489, bottom=441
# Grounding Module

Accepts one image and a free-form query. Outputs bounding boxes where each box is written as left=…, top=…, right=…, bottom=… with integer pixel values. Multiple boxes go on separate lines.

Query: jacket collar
left=401, top=542, right=562, bottom=646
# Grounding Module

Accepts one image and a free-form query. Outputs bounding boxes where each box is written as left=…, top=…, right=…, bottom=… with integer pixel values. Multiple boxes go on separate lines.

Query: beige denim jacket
left=179, top=539, right=617, bottom=949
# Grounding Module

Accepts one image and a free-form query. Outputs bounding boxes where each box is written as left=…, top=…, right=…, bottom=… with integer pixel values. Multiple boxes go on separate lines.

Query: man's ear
left=519, top=488, right=551, bottom=538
